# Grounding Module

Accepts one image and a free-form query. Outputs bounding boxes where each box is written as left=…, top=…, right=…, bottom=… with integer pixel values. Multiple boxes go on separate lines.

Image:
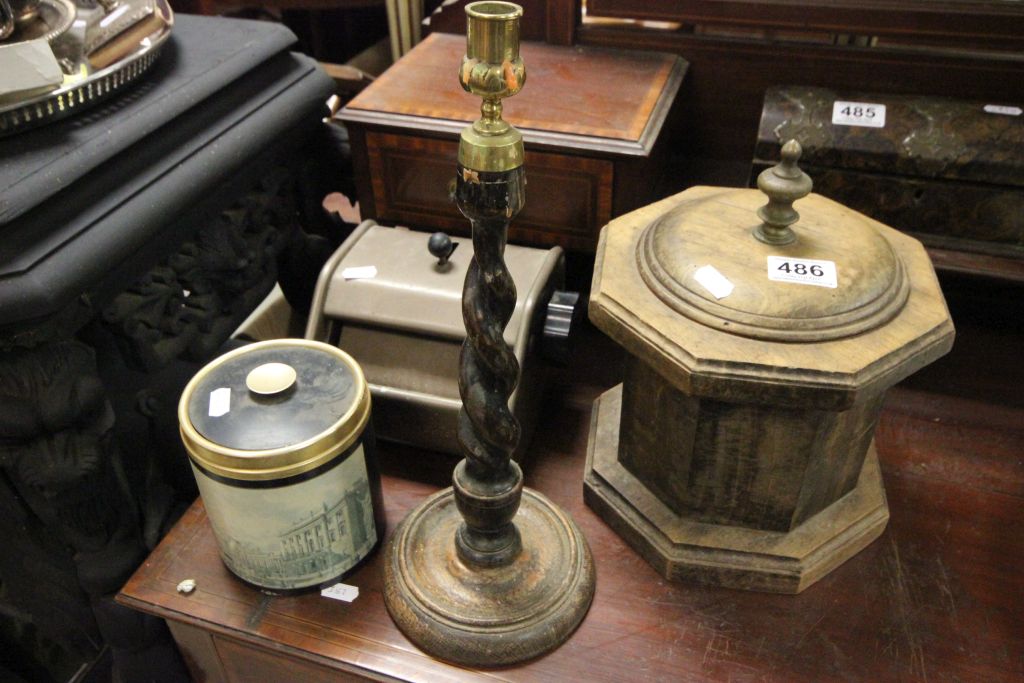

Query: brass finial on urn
left=754, top=139, right=813, bottom=245
left=382, top=2, right=595, bottom=667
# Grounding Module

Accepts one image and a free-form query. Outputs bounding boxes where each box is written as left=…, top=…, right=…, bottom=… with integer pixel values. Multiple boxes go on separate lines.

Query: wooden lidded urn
left=584, top=141, right=955, bottom=593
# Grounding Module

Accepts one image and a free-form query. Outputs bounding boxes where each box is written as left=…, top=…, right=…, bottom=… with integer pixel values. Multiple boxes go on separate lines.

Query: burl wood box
left=339, top=32, right=686, bottom=252
left=754, top=87, right=1024, bottom=278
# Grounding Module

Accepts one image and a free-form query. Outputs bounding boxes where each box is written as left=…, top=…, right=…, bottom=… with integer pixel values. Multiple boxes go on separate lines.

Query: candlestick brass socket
left=457, top=2, right=526, bottom=173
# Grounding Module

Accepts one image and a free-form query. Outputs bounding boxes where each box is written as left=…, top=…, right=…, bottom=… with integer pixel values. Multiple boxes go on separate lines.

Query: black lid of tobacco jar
left=178, top=339, right=371, bottom=482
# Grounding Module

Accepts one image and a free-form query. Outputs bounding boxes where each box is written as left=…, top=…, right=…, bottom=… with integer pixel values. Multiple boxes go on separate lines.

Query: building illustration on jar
left=196, top=445, right=376, bottom=590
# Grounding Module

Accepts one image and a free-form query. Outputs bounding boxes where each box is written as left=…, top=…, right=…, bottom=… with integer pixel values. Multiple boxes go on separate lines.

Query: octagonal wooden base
left=583, top=385, right=889, bottom=594
left=383, top=487, right=595, bottom=666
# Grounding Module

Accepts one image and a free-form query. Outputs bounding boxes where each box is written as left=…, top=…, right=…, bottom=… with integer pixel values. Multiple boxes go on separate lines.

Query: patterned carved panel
left=0, top=341, right=156, bottom=680
left=101, top=168, right=300, bottom=372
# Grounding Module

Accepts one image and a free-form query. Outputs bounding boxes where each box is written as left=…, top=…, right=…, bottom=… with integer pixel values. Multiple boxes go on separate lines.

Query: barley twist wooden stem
left=452, top=164, right=526, bottom=567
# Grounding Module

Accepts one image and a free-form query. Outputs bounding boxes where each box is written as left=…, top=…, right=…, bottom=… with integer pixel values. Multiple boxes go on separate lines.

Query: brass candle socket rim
left=458, top=1, right=526, bottom=173
left=465, top=1, right=522, bottom=63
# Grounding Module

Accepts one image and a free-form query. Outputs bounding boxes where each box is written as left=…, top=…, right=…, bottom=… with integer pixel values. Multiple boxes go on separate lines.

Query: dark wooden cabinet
left=587, top=0, right=1024, bottom=44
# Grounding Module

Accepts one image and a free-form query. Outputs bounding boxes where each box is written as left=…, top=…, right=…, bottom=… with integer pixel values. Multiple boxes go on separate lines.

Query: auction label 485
left=832, top=101, right=886, bottom=128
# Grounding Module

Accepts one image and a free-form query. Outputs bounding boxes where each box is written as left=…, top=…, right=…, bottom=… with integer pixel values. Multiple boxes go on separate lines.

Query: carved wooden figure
left=585, top=141, right=955, bottom=593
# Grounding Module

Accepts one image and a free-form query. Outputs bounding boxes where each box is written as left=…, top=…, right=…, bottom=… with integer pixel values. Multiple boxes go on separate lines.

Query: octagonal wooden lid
left=637, top=142, right=910, bottom=342
left=590, top=153, right=954, bottom=407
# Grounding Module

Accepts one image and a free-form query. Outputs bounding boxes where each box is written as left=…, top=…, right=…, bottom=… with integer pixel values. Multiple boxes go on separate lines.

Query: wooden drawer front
left=366, top=131, right=613, bottom=251
left=215, top=633, right=365, bottom=682
left=168, top=620, right=369, bottom=683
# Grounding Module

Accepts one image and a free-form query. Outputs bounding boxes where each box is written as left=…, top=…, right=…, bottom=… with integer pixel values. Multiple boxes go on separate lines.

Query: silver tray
left=0, top=0, right=172, bottom=136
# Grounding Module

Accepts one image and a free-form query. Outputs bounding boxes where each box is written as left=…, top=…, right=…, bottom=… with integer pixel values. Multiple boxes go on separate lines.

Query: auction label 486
left=767, top=256, right=838, bottom=289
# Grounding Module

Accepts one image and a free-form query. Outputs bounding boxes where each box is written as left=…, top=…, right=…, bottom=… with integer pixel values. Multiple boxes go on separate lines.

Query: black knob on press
left=541, top=290, right=581, bottom=366
left=428, top=232, right=457, bottom=266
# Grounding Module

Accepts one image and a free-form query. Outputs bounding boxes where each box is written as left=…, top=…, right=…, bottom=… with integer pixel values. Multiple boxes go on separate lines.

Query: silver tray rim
left=0, top=0, right=173, bottom=135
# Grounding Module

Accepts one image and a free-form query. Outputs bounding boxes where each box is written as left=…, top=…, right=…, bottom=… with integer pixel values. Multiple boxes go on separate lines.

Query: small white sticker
left=767, top=256, right=837, bottom=289
left=832, top=101, right=886, bottom=128
left=208, top=387, right=231, bottom=417
left=983, top=104, right=1022, bottom=116
left=341, top=266, right=377, bottom=280
left=694, top=265, right=734, bottom=300
left=321, top=583, right=359, bottom=602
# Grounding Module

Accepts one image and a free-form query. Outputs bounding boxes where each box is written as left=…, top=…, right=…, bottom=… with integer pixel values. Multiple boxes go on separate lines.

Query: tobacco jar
left=179, top=339, right=382, bottom=592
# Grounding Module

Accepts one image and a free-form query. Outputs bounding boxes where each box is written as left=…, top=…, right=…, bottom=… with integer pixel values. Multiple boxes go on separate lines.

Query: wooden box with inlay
left=338, top=32, right=686, bottom=251
left=584, top=142, right=955, bottom=593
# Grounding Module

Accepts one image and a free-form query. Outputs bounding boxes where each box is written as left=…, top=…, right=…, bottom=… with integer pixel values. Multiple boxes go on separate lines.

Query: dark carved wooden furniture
left=585, top=0, right=1024, bottom=46
left=753, top=87, right=1024, bottom=282
left=116, top=319, right=1024, bottom=681
left=338, top=31, right=685, bottom=251
left=0, top=15, right=339, bottom=682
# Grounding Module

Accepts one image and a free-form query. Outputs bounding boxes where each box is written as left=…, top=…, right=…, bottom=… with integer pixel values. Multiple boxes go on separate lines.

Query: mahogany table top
left=344, top=32, right=679, bottom=144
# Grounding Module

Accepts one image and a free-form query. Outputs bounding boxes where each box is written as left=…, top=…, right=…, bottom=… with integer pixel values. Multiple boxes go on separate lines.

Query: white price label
left=832, top=101, right=886, bottom=128
left=321, top=583, right=359, bottom=602
left=983, top=104, right=1022, bottom=117
left=208, top=387, right=231, bottom=417
left=767, top=256, right=837, bottom=289
left=693, top=264, right=734, bottom=300
left=342, top=265, right=377, bottom=280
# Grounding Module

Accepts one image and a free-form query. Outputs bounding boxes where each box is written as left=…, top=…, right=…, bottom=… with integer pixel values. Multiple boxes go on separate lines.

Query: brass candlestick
left=382, top=2, right=595, bottom=667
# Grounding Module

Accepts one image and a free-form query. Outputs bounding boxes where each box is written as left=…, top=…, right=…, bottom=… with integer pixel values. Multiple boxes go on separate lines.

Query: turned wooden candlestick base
left=383, top=484, right=594, bottom=666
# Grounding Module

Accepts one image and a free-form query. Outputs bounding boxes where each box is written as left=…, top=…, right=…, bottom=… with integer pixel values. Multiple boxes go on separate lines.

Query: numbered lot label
left=832, top=101, right=886, bottom=128
left=767, top=256, right=838, bottom=289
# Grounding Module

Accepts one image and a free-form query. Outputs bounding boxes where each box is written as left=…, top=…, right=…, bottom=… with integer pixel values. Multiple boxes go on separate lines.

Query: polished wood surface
left=424, top=1, right=1024, bottom=173
left=119, top=323, right=1024, bottom=682
left=346, top=33, right=676, bottom=143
